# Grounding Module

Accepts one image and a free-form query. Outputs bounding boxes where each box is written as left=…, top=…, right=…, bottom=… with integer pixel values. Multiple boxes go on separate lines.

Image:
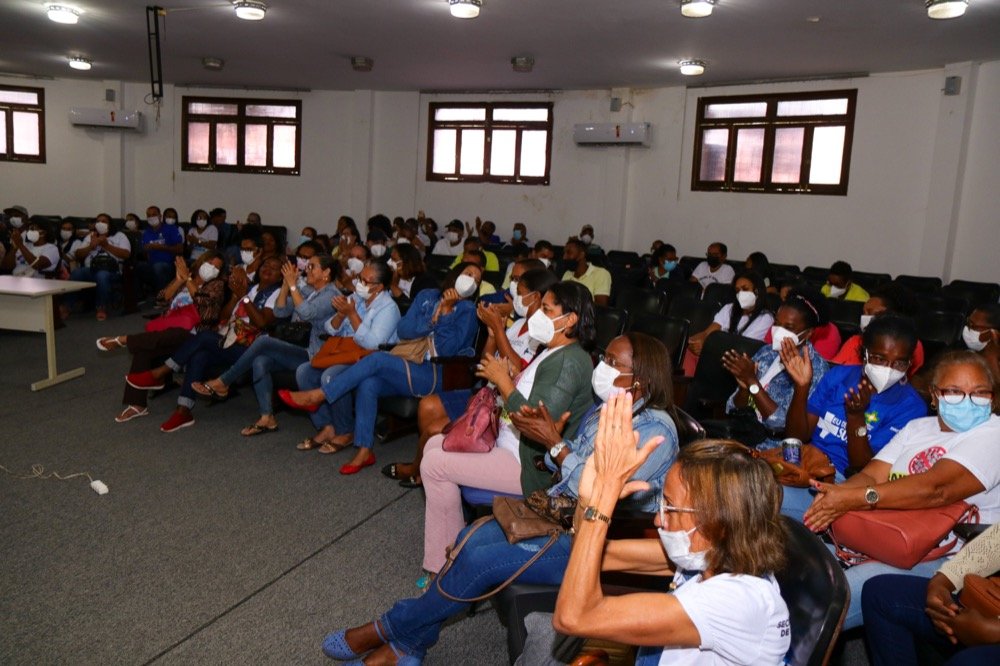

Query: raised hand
left=475, top=353, right=512, bottom=386
left=509, top=401, right=570, bottom=448
left=280, top=261, right=298, bottom=287
left=174, top=256, right=190, bottom=282
left=780, top=338, right=813, bottom=388
left=844, top=378, right=875, bottom=415
left=722, top=350, right=758, bottom=389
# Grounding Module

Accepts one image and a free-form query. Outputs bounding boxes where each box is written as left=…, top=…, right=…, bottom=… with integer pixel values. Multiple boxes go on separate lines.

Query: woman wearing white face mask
left=777, top=313, right=927, bottom=522
left=387, top=243, right=438, bottom=302
left=322, top=337, right=678, bottom=665
left=2, top=222, right=60, bottom=278
left=553, top=429, right=789, bottom=666
left=278, top=263, right=483, bottom=475
left=67, top=214, right=132, bottom=320
left=186, top=209, right=218, bottom=261
left=686, top=272, right=774, bottom=370
left=832, top=282, right=926, bottom=379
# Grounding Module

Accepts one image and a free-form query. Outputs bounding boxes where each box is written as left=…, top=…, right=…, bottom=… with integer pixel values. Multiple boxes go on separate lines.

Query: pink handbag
left=144, top=304, right=201, bottom=333
left=441, top=387, right=500, bottom=453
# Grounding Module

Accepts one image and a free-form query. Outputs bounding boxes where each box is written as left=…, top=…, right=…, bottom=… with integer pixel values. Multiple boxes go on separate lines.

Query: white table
left=0, top=276, right=96, bottom=391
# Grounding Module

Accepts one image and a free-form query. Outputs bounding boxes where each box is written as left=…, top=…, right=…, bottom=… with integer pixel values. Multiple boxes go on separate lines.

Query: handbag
left=310, top=336, right=373, bottom=369
left=830, top=501, right=979, bottom=569
left=271, top=320, right=312, bottom=347
left=90, top=253, right=119, bottom=274
left=758, top=443, right=836, bottom=488
left=441, top=387, right=500, bottom=453
left=389, top=335, right=434, bottom=363
left=145, top=304, right=201, bottom=333
left=959, top=575, right=1000, bottom=616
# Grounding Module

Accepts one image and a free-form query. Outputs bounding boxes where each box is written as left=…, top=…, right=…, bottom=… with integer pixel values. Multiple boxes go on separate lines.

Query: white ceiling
left=2, top=0, right=1000, bottom=91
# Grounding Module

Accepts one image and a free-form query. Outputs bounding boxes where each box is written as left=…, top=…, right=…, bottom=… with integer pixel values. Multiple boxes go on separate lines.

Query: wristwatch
left=854, top=425, right=869, bottom=438
left=289, top=285, right=298, bottom=292
left=864, top=486, right=880, bottom=508
left=549, top=441, right=567, bottom=459
left=241, top=296, right=251, bottom=305
left=583, top=506, right=611, bottom=525
left=748, top=383, right=761, bottom=396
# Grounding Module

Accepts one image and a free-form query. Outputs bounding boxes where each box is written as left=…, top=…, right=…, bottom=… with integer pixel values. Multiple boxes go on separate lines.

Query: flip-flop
left=381, top=463, right=402, bottom=480
left=241, top=423, right=278, bottom=437
left=192, top=381, right=229, bottom=399
left=297, top=437, right=324, bottom=451
left=399, top=476, right=422, bottom=489
left=317, top=440, right=352, bottom=455
left=114, top=405, right=149, bottom=423
left=96, top=337, right=124, bottom=351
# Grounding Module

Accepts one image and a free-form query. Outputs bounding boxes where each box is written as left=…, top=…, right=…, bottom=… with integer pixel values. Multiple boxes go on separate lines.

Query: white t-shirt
left=874, top=415, right=1000, bottom=523
left=431, top=237, right=463, bottom=256
left=14, top=242, right=60, bottom=276
left=188, top=225, right=219, bottom=260
left=692, top=262, right=736, bottom=289
left=495, top=346, right=559, bottom=462
left=506, top=317, right=540, bottom=368
left=658, top=573, right=789, bottom=666
left=76, top=232, right=131, bottom=267
left=712, top=304, right=774, bottom=340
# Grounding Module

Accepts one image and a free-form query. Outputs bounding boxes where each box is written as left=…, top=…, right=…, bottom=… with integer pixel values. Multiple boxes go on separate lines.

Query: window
left=0, top=85, right=45, bottom=164
left=427, top=102, right=553, bottom=185
left=692, top=90, right=857, bottom=195
left=181, top=96, right=301, bottom=175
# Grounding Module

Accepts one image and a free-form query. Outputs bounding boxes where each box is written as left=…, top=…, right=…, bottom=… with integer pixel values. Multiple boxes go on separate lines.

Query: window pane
left=490, top=129, right=516, bottom=176
left=733, top=128, right=765, bottom=182
left=705, top=102, right=767, bottom=119
left=246, top=104, right=297, bottom=118
left=493, top=107, right=548, bottom=122
left=216, top=123, right=238, bottom=165
left=188, top=102, right=238, bottom=115
left=459, top=129, right=485, bottom=175
left=244, top=124, right=268, bottom=166
left=519, top=130, right=547, bottom=177
left=809, top=125, right=846, bottom=185
left=12, top=112, right=40, bottom=155
left=0, top=90, right=39, bottom=105
left=777, top=98, right=848, bottom=117
left=699, top=128, right=729, bottom=181
left=273, top=125, right=296, bottom=168
left=771, top=127, right=804, bottom=183
left=187, top=122, right=210, bottom=164
left=432, top=129, right=457, bottom=174
left=0, top=112, right=7, bottom=154
left=434, top=107, right=486, bottom=121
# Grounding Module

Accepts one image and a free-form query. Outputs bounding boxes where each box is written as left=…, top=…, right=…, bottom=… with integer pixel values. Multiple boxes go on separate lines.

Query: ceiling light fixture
left=680, top=0, right=716, bottom=18
left=351, top=56, right=374, bottom=72
left=234, top=0, right=267, bottom=21
left=449, top=0, right=482, bottom=19
left=68, top=56, right=92, bottom=71
left=202, top=57, right=225, bottom=71
left=47, top=4, right=81, bottom=24
left=679, top=59, right=706, bottom=76
left=926, top=0, right=968, bottom=19
left=511, top=56, right=534, bottom=73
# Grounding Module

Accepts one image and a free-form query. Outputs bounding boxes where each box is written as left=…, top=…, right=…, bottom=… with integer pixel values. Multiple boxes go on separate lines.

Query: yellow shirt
left=562, top=263, right=612, bottom=298
left=450, top=250, right=500, bottom=272
left=821, top=282, right=870, bottom=303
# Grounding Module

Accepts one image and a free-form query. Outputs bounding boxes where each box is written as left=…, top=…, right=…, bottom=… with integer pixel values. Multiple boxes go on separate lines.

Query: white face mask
left=736, top=290, right=757, bottom=310
left=147, top=216, right=161, bottom=227
left=828, top=284, right=847, bottom=298
left=347, top=257, right=365, bottom=275
left=539, top=257, right=551, bottom=268
left=195, top=218, right=207, bottom=229
left=198, top=263, right=220, bottom=282
left=95, top=221, right=109, bottom=235
left=125, top=219, right=138, bottom=231
left=353, top=279, right=371, bottom=300
left=396, top=237, right=410, bottom=245
left=387, top=258, right=399, bottom=272
left=446, top=231, right=460, bottom=243
left=962, top=326, right=989, bottom=352
left=25, top=229, right=40, bottom=244
left=591, top=361, right=630, bottom=403
left=771, top=325, right=803, bottom=351
left=864, top=362, right=906, bottom=393
left=860, top=314, right=874, bottom=331
left=60, top=229, right=73, bottom=241
left=580, top=234, right=593, bottom=245
left=240, top=250, right=256, bottom=265
left=164, top=217, right=177, bottom=226
left=528, top=310, right=569, bottom=345
left=296, top=257, right=309, bottom=272
left=513, top=291, right=535, bottom=318
left=508, top=280, right=519, bottom=299
left=455, top=273, right=478, bottom=298
left=657, top=525, right=708, bottom=572
left=370, top=244, right=386, bottom=258
left=9, top=217, right=24, bottom=228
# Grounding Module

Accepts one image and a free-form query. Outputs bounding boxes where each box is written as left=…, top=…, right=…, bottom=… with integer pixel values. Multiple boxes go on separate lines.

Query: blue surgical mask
left=513, top=229, right=523, bottom=241
left=937, top=397, right=992, bottom=433
left=663, top=260, right=677, bottom=272
left=299, top=235, right=312, bottom=246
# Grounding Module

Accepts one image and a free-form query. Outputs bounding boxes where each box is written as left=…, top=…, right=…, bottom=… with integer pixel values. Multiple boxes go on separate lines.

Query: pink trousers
left=419, top=434, right=523, bottom=572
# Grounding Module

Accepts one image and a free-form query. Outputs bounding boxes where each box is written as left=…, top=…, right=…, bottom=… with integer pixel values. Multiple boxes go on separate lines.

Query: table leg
left=30, top=294, right=86, bottom=391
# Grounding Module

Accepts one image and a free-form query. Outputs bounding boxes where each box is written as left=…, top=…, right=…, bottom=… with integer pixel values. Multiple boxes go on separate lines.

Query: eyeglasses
left=966, top=322, right=996, bottom=333
left=659, top=496, right=697, bottom=524
left=865, top=351, right=911, bottom=373
left=936, top=387, right=994, bottom=407
left=598, top=353, right=634, bottom=373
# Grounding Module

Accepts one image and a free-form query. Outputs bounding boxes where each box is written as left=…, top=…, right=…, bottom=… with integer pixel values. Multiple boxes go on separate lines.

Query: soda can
left=781, top=438, right=802, bottom=465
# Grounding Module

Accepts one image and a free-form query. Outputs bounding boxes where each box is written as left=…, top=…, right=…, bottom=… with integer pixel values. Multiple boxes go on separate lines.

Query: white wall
left=1, top=62, right=997, bottom=282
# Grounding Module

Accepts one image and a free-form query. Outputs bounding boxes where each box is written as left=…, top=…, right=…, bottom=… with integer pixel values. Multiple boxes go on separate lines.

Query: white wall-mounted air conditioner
left=573, top=122, right=651, bottom=146
left=69, top=107, right=142, bottom=130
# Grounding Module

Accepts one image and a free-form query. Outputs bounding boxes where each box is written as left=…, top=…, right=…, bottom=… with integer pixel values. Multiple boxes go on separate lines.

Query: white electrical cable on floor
left=0, top=463, right=109, bottom=495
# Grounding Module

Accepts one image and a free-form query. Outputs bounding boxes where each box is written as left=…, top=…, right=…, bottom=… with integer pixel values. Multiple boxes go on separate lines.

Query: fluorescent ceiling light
left=47, top=4, right=81, bottom=24
left=681, top=0, right=716, bottom=18
left=234, top=0, right=267, bottom=21
left=926, top=0, right=968, bottom=19
left=679, top=60, right=706, bottom=76
left=69, top=56, right=92, bottom=71
left=450, top=0, right=482, bottom=19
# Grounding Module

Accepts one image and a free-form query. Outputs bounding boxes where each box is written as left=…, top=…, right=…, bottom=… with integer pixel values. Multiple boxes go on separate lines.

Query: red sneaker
left=160, top=411, right=195, bottom=433
left=125, top=371, right=166, bottom=390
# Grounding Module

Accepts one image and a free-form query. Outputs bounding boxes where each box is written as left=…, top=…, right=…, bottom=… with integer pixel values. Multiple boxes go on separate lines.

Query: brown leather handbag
left=959, top=575, right=1000, bottom=616
left=310, top=336, right=372, bottom=369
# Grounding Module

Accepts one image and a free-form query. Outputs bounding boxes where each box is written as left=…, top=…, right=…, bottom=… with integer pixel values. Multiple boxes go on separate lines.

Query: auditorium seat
left=629, top=314, right=689, bottom=368
left=593, top=306, right=628, bottom=355
left=615, top=289, right=667, bottom=328
left=942, top=280, right=1000, bottom=309
left=851, top=271, right=891, bottom=292
left=894, top=275, right=942, bottom=294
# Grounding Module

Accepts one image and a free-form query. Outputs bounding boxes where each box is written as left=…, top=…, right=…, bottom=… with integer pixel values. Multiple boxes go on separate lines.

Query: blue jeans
left=320, top=352, right=441, bottom=449
left=137, top=260, right=175, bottom=296
left=379, top=520, right=572, bottom=660
left=863, top=574, right=954, bottom=666
left=779, top=471, right=846, bottom=522
left=69, top=265, right=119, bottom=309
left=218, top=335, right=309, bottom=415
left=167, top=331, right=248, bottom=408
left=295, top=361, right=353, bottom=435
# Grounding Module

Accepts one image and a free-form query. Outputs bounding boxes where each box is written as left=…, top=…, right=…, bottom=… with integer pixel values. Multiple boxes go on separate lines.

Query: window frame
left=0, top=84, right=46, bottom=164
left=181, top=95, right=302, bottom=176
left=691, top=89, right=857, bottom=196
left=426, top=101, right=553, bottom=186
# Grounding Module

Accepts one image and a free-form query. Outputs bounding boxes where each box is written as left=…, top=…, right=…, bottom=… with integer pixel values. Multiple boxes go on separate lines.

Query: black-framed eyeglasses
left=864, top=351, right=911, bottom=373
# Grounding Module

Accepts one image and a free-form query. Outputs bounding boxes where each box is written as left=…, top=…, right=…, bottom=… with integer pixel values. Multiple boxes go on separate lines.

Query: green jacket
left=505, top=342, right=595, bottom=495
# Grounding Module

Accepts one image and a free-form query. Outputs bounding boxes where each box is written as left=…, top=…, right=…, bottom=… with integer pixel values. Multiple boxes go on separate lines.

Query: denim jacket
left=395, top=288, right=477, bottom=357
left=325, top=290, right=401, bottom=349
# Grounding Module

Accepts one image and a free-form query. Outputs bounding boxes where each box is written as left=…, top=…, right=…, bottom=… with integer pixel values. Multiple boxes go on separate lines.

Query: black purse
left=90, top=253, right=120, bottom=273
left=271, top=320, right=311, bottom=347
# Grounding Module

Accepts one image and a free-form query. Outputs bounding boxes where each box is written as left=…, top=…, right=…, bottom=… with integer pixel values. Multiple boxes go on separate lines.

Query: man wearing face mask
left=67, top=214, right=132, bottom=320
left=431, top=220, right=465, bottom=257
left=449, top=237, right=500, bottom=272
left=138, top=204, right=184, bottom=296
left=559, top=238, right=611, bottom=307
left=365, top=229, right=390, bottom=260
left=690, top=241, right=735, bottom=289
left=822, top=260, right=870, bottom=303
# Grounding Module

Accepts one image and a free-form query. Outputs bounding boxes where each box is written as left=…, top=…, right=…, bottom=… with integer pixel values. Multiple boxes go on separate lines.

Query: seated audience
left=388, top=243, right=438, bottom=301
left=461, top=249, right=497, bottom=297
left=2, top=220, right=58, bottom=278
left=123, top=257, right=282, bottom=432
left=687, top=271, right=773, bottom=362
left=417, top=214, right=437, bottom=249
left=576, top=224, right=601, bottom=253
left=822, top=260, right=870, bottom=302
left=295, top=260, right=401, bottom=452
left=745, top=250, right=773, bottom=289
left=863, top=523, right=1000, bottom=666
left=236, top=231, right=264, bottom=282
left=779, top=314, right=928, bottom=520
left=260, top=229, right=281, bottom=260
left=449, top=236, right=500, bottom=272
left=500, top=243, right=532, bottom=289
left=137, top=205, right=184, bottom=296
left=832, top=282, right=925, bottom=377
left=530, top=239, right=554, bottom=268
left=68, top=213, right=131, bottom=320
left=560, top=238, right=611, bottom=307
left=332, top=219, right=359, bottom=259
left=123, top=212, right=141, bottom=233
left=470, top=217, right=500, bottom=246
left=366, top=229, right=389, bottom=260
left=56, top=220, right=78, bottom=273
left=691, top=241, right=736, bottom=289
left=803, top=350, right=1000, bottom=631
left=649, top=243, right=688, bottom=285
left=765, top=283, right=842, bottom=360
left=322, top=349, right=678, bottom=664
left=963, top=304, right=1000, bottom=383
left=100, top=252, right=226, bottom=423
left=551, top=436, right=790, bottom=666
left=431, top=220, right=464, bottom=256
left=504, top=222, right=529, bottom=249
left=277, top=263, right=484, bottom=475
left=186, top=209, right=218, bottom=261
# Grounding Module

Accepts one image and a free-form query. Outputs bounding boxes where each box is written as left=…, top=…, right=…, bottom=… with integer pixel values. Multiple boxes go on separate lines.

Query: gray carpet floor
left=0, top=309, right=870, bottom=665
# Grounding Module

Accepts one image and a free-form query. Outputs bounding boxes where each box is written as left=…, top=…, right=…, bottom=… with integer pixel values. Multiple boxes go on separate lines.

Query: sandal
left=317, top=440, right=352, bottom=455
left=241, top=422, right=278, bottom=437
left=297, top=437, right=325, bottom=451
left=381, top=463, right=402, bottom=480
left=96, top=336, right=124, bottom=351
left=114, top=405, right=149, bottom=423
left=192, top=381, right=229, bottom=399
left=399, top=476, right=422, bottom=489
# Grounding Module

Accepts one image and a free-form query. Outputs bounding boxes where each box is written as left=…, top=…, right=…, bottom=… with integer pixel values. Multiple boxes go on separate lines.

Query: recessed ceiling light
left=926, top=0, right=968, bottom=19
left=202, top=57, right=225, bottom=71
left=47, top=4, right=81, bottom=24
left=680, top=0, right=716, bottom=18
left=511, top=56, right=534, bottom=73
left=449, top=0, right=482, bottom=19
left=69, top=56, right=92, bottom=71
left=233, top=0, right=267, bottom=21
left=679, top=59, right=706, bottom=76
left=351, top=56, right=374, bottom=72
